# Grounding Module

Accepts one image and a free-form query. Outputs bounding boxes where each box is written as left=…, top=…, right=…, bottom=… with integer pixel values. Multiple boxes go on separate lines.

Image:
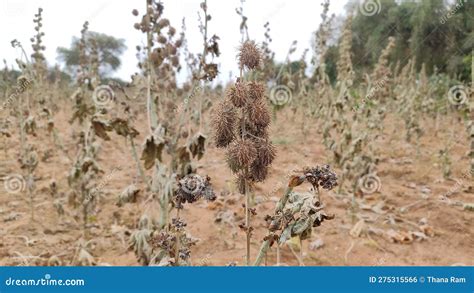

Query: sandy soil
left=0, top=102, right=473, bottom=266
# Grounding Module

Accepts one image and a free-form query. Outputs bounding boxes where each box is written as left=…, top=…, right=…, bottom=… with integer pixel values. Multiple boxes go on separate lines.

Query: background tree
left=57, top=32, right=126, bottom=78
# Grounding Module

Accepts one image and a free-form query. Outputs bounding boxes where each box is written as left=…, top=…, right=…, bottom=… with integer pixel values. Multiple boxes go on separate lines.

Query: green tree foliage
left=57, top=32, right=126, bottom=77
left=325, top=0, right=473, bottom=83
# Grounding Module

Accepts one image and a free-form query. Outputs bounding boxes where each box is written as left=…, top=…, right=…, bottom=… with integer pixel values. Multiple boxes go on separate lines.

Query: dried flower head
left=303, top=165, right=338, bottom=190
left=175, top=174, right=216, bottom=208
left=238, top=40, right=262, bottom=70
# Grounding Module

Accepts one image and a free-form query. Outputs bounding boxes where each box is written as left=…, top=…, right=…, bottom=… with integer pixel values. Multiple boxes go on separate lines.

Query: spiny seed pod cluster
left=30, top=8, right=47, bottom=78
left=133, top=1, right=183, bottom=90
left=213, top=40, right=274, bottom=193
left=238, top=41, right=262, bottom=71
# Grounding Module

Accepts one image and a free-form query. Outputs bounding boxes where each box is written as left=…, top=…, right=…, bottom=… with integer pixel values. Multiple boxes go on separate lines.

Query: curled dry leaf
left=141, top=135, right=165, bottom=170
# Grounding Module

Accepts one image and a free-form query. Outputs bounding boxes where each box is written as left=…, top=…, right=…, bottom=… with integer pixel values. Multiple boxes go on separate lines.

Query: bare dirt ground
left=1, top=103, right=473, bottom=266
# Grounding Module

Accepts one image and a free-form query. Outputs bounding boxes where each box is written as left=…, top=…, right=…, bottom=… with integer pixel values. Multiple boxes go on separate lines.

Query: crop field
left=0, top=0, right=473, bottom=267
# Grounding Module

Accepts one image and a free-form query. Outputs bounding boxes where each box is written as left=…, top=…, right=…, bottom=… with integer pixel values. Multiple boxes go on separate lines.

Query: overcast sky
left=0, top=0, right=348, bottom=84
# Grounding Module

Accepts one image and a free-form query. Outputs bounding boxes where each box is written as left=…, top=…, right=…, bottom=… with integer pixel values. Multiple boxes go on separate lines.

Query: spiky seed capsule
left=227, top=81, right=249, bottom=108
left=226, top=139, right=257, bottom=172
left=254, top=140, right=276, bottom=167
left=213, top=100, right=236, bottom=148
left=246, top=98, right=271, bottom=129
left=238, top=41, right=262, bottom=70
left=248, top=81, right=265, bottom=101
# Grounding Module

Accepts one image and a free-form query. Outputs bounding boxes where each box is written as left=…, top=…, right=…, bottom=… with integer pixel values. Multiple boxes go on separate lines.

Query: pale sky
left=0, top=0, right=348, bottom=84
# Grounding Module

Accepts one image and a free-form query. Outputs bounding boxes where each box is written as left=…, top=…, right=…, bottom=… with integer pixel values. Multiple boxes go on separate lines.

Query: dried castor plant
left=213, top=40, right=275, bottom=265
left=254, top=165, right=338, bottom=266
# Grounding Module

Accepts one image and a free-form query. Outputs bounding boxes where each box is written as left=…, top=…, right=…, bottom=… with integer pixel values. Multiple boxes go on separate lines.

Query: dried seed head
left=246, top=98, right=271, bottom=129
left=227, top=81, right=249, bottom=107
left=213, top=100, right=236, bottom=148
left=239, top=119, right=269, bottom=140
left=254, top=140, right=276, bottom=167
left=226, top=139, right=257, bottom=172
left=238, top=40, right=262, bottom=70
left=249, top=163, right=268, bottom=182
left=248, top=81, right=265, bottom=100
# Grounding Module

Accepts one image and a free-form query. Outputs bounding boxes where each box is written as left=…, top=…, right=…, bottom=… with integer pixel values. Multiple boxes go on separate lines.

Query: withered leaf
left=91, top=119, right=112, bottom=141
left=291, top=217, right=311, bottom=236
left=288, top=175, right=305, bottom=188
left=140, top=135, right=165, bottom=170
left=279, top=224, right=293, bottom=244
left=188, top=132, right=206, bottom=160
left=110, top=118, right=139, bottom=138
